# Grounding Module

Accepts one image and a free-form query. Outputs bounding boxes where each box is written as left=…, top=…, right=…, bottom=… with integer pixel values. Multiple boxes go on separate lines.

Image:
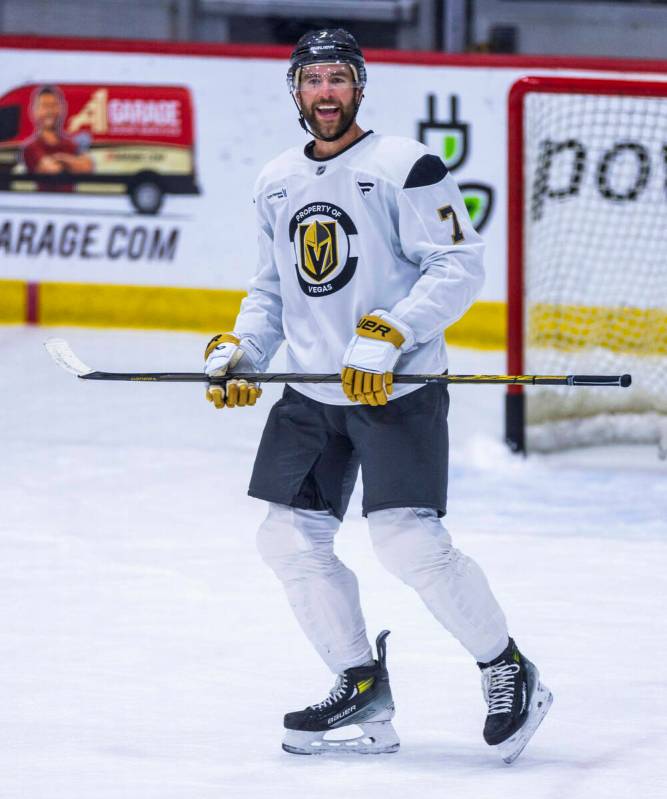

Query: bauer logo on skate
left=328, top=705, right=356, bottom=725
left=289, top=202, right=358, bottom=297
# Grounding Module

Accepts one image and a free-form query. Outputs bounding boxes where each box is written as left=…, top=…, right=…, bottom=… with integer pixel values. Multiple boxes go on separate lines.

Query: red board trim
left=507, top=81, right=525, bottom=388
left=2, top=34, right=667, bottom=74
left=26, top=282, right=39, bottom=324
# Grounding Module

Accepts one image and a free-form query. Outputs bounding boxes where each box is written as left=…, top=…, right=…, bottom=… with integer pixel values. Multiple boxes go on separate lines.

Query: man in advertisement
left=22, top=85, right=93, bottom=189
left=202, top=29, right=552, bottom=762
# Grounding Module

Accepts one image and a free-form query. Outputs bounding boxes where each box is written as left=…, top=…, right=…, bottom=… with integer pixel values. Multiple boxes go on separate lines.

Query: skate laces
left=311, top=673, right=349, bottom=710
left=482, top=662, right=521, bottom=715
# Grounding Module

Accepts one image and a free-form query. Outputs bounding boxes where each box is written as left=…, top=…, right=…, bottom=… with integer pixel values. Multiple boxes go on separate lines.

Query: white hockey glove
left=341, top=310, right=415, bottom=406
left=204, top=333, right=262, bottom=409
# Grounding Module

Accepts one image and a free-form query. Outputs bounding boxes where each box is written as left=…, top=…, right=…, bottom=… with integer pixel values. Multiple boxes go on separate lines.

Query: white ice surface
left=2, top=326, right=666, bottom=799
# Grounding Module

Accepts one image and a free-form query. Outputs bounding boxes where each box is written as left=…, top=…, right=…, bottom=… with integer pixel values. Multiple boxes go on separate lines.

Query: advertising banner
left=1, top=38, right=665, bottom=342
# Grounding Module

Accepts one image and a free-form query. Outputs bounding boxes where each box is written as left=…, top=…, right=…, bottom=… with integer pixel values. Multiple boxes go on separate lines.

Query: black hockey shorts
left=248, top=383, right=450, bottom=521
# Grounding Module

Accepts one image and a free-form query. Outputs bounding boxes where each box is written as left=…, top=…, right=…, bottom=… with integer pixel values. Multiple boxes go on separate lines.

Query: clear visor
left=293, top=62, right=362, bottom=93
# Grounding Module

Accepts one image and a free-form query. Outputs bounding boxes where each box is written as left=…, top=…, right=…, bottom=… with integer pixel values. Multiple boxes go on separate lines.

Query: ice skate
left=478, top=638, right=553, bottom=764
left=282, top=630, right=400, bottom=755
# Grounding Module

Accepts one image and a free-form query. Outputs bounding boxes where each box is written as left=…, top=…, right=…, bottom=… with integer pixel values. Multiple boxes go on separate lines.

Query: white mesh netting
left=522, top=88, right=667, bottom=452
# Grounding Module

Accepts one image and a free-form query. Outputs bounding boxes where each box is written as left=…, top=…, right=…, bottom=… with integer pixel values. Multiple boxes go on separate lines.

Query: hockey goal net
left=506, top=76, right=667, bottom=454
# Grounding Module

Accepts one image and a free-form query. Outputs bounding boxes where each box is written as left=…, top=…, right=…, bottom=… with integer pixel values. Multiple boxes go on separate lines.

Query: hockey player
left=204, top=29, right=552, bottom=762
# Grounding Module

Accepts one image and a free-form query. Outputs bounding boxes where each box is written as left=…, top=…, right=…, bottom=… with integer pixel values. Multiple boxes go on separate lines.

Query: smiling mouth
left=315, top=105, right=341, bottom=120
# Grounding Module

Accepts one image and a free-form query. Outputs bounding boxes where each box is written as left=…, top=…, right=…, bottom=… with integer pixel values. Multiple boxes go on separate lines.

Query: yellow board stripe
left=4, top=281, right=661, bottom=357
left=528, top=303, right=667, bottom=356
left=0, top=280, right=26, bottom=323
left=0, top=279, right=505, bottom=349
left=39, top=282, right=246, bottom=332
left=447, top=300, right=506, bottom=350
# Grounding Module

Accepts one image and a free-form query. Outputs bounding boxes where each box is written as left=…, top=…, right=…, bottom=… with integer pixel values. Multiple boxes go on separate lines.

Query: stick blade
left=44, top=338, right=93, bottom=377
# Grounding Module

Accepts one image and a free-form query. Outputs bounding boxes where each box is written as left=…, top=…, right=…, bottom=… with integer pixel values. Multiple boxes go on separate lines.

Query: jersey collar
left=304, top=130, right=374, bottom=162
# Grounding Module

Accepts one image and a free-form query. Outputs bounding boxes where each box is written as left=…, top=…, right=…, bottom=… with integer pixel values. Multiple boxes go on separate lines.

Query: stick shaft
left=79, top=371, right=632, bottom=387
left=44, top=339, right=632, bottom=389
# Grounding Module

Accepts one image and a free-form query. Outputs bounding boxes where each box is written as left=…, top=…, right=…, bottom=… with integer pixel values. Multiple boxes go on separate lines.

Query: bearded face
left=296, top=63, right=362, bottom=141
left=33, top=92, right=64, bottom=133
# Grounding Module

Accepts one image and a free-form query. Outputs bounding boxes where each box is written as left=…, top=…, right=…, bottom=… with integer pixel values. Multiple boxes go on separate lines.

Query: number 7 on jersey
left=437, top=204, right=465, bottom=243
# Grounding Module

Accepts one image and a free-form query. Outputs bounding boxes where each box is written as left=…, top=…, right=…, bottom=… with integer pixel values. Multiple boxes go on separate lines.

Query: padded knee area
left=368, top=507, right=459, bottom=590
left=256, top=502, right=341, bottom=580
left=256, top=505, right=370, bottom=672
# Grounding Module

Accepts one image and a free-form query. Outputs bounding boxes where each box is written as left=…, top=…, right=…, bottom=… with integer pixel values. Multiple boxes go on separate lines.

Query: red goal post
left=506, top=75, right=667, bottom=454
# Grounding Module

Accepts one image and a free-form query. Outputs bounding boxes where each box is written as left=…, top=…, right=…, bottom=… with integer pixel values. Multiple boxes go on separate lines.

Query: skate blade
left=282, top=721, right=400, bottom=756
left=496, top=681, right=553, bottom=765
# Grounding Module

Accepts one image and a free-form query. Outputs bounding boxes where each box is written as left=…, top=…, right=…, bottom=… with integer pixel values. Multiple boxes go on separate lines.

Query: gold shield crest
left=298, top=220, right=339, bottom=282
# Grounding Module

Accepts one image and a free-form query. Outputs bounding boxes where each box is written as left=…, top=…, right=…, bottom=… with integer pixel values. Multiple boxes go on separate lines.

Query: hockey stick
left=44, top=338, right=632, bottom=388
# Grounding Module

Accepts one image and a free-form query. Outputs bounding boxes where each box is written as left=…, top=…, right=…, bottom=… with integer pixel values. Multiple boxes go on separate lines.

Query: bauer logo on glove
left=356, top=316, right=405, bottom=347
left=341, top=310, right=415, bottom=406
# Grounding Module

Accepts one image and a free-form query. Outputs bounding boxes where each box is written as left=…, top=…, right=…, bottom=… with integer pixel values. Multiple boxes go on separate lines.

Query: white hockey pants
left=256, top=503, right=372, bottom=673
left=368, top=507, right=508, bottom=664
left=256, top=503, right=508, bottom=673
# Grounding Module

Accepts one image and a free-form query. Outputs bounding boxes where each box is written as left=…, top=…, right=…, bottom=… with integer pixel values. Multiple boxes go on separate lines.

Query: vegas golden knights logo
left=298, top=220, right=339, bottom=282
left=289, top=202, right=358, bottom=296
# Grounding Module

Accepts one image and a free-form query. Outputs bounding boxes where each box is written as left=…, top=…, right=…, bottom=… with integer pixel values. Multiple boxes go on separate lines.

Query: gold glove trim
left=204, top=332, right=240, bottom=360
left=206, top=379, right=262, bottom=409
left=341, top=367, right=393, bottom=406
left=355, top=315, right=405, bottom=349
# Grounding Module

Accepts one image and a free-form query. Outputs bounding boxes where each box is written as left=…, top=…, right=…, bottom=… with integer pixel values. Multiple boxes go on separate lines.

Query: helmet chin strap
left=292, top=91, right=363, bottom=143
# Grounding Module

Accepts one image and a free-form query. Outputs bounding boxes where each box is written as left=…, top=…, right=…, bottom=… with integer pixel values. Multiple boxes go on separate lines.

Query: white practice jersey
left=234, top=131, right=485, bottom=405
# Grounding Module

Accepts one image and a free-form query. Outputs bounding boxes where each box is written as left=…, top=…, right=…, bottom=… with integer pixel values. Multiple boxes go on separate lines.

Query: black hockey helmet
left=286, top=28, right=367, bottom=93
left=286, top=28, right=366, bottom=141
